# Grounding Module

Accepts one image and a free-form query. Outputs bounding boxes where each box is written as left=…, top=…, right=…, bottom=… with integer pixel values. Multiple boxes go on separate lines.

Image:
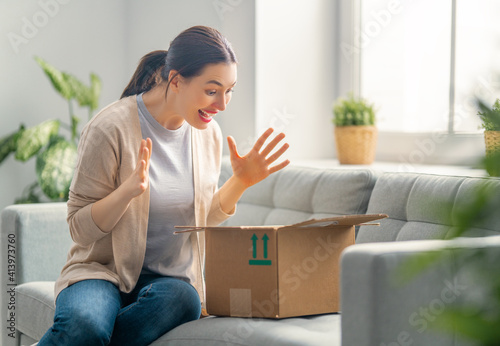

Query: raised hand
left=124, top=138, right=152, bottom=199
left=227, top=128, right=290, bottom=188
left=91, top=138, right=152, bottom=233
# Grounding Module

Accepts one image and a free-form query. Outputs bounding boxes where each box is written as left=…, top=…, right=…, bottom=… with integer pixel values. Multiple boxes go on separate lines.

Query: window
left=359, top=0, right=500, bottom=134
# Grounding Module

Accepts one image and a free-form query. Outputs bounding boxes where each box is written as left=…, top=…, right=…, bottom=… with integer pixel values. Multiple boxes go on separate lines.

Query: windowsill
left=291, top=159, right=488, bottom=177
left=356, top=131, right=486, bottom=167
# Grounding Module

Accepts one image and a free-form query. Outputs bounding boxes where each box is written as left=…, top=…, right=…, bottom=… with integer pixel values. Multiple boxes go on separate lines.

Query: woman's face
left=176, top=62, right=237, bottom=130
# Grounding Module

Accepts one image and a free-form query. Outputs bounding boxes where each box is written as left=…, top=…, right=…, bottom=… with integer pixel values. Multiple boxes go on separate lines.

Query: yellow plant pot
left=334, top=125, right=378, bottom=164
left=484, top=131, right=500, bottom=156
left=484, top=131, right=500, bottom=177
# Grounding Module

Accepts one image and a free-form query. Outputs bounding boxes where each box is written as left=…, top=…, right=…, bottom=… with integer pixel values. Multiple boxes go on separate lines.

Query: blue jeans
left=38, top=274, right=201, bottom=346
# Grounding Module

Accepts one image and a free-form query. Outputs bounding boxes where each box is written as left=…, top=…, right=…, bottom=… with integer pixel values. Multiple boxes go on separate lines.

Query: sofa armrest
left=340, top=236, right=500, bottom=346
left=1, top=202, right=71, bottom=346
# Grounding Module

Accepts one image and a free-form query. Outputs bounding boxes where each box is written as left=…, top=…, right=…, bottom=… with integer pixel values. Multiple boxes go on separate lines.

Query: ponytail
left=120, top=50, right=167, bottom=99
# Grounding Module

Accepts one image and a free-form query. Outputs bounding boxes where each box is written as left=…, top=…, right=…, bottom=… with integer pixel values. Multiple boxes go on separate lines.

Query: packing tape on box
left=229, top=288, right=252, bottom=317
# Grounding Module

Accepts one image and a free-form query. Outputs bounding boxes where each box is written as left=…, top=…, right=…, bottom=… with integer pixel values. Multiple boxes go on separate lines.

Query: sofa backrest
left=357, top=172, right=500, bottom=243
left=219, top=160, right=379, bottom=227
left=0, top=162, right=378, bottom=289
left=0, top=202, right=71, bottom=286
left=5, top=164, right=496, bottom=289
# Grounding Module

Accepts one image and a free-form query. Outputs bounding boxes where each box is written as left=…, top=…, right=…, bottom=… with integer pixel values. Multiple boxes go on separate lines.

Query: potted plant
left=332, top=93, right=377, bottom=164
left=477, top=98, right=500, bottom=164
left=0, top=57, right=101, bottom=203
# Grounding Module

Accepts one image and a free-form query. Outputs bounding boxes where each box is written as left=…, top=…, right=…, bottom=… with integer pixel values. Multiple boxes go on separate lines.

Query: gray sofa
left=2, top=160, right=500, bottom=346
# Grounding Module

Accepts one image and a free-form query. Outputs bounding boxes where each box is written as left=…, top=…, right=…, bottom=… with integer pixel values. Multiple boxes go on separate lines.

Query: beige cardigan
left=54, top=95, right=233, bottom=305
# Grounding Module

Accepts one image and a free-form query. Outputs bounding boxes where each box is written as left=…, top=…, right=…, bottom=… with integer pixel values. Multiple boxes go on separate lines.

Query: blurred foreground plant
left=396, top=99, right=500, bottom=345
left=0, top=57, right=101, bottom=203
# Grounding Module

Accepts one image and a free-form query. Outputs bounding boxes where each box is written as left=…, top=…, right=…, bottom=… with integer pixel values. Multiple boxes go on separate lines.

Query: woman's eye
left=206, top=89, right=234, bottom=96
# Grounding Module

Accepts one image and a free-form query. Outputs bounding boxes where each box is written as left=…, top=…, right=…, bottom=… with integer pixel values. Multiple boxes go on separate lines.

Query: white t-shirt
left=137, top=93, right=195, bottom=283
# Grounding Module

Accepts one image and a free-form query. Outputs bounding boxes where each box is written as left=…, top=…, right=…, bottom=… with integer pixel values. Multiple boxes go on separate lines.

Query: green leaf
left=0, top=133, right=15, bottom=164
left=15, top=120, right=60, bottom=162
left=35, top=56, right=102, bottom=113
left=431, top=309, right=500, bottom=344
left=14, top=181, right=41, bottom=204
left=36, top=138, right=77, bottom=201
left=483, top=150, right=500, bottom=177
left=0, top=125, right=25, bottom=164
left=63, top=72, right=91, bottom=108
left=70, top=115, right=80, bottom=142
left=451, top=182, right=500, bottom=237
left=34, top=56, right=73, bottom=100
left=35, top=56, right=101, bottom=116
left=62, top=72, right=101, bottom=113
left=14, top=194, right=41, bottom=204
left=332, top=93, right=376, bottom=126
left=393, top=250, right=449, bottom=285
left=477, top=98, right=500, bottom=131
left=89, top=73, right=102, bottom=112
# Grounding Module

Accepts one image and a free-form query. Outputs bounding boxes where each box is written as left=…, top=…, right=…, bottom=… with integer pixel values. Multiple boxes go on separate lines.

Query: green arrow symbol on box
left=262, top=234, right=269, bottom=259
left=251, top=234, right=258, bottom=258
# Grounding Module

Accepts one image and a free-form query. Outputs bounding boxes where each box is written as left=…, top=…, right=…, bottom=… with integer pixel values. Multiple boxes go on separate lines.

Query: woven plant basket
left=485, top=131, right=500, bottom=156
left=334, top=125, right=378, bottom=164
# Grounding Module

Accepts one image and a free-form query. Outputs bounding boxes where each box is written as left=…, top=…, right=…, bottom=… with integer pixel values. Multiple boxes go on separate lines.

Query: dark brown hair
left=121, top=26, right=237, bottom=98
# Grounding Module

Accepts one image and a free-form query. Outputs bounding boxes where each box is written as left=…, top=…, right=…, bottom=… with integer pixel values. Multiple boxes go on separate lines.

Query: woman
left=38, top=26, right=289, bottom=346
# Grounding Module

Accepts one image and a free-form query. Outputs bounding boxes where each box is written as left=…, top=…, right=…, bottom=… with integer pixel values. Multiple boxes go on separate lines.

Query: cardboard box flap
left=174, top=225, right=278, bottom=234
left=282, top=213, right=388, bottom=229
left=174, top=214, right=388, bottom=234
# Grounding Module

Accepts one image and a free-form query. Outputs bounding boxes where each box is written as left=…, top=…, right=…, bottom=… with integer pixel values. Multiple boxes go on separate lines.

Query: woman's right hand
left=123, top=138, right=153, bottom=199
left=91, top=138, right=152, bottom=233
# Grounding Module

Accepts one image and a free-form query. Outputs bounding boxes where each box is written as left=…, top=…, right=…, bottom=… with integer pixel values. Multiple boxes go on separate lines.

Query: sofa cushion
left=357, top=173, right=500, bottom=242
left=451, top=178, right=500, bottom=236
left=16, top=282, right=340, bottom=346
left=220, top=160, right=379, bottom=227
left=16, top=282, right=55, bottom=341
left=155, top=314, right=341, bottom=345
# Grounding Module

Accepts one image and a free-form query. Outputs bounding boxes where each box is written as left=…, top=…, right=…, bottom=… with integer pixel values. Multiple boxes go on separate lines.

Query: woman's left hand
left=227, top=128, right=290, bottom=188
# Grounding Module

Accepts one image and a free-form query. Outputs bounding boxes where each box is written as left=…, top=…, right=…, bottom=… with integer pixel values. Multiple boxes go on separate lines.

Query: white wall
left=0, top=0, right=257, bottom=211
left=0, top=0, right=128, bottom=211
left=255, top=0, right=337, bottom=160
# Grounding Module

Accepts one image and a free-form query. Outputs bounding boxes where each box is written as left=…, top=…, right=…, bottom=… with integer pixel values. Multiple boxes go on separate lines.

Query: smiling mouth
left=198, top=109, right=215, bottom=123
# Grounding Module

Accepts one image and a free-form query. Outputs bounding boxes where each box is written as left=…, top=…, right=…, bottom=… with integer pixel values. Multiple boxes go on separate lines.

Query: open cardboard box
left=176, top=213, right=387, bottom=319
